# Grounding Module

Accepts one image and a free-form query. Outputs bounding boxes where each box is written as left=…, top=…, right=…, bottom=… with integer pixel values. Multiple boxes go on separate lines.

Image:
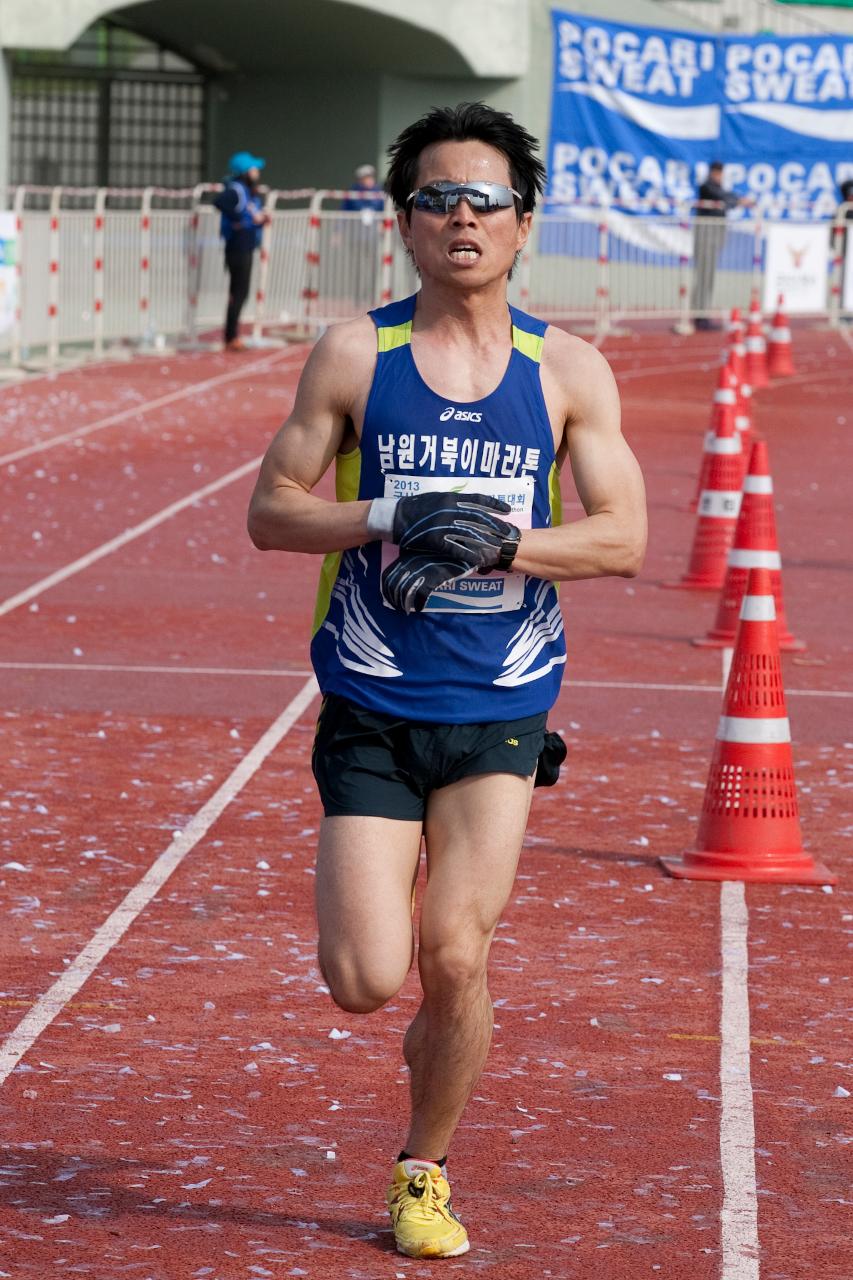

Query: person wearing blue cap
left=213, top=151, right=270, bottom=350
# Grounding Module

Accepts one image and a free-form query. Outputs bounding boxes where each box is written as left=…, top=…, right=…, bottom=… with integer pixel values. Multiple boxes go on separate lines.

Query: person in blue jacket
left=341, top=163, right=385, bottom=213
left=340, top=164, right=385, bottom=305
left=213, top=151, right=270, bottom=351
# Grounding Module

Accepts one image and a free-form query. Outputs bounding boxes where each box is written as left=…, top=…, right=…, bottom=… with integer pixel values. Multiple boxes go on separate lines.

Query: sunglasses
left=406, top=180, right=522, bottom=215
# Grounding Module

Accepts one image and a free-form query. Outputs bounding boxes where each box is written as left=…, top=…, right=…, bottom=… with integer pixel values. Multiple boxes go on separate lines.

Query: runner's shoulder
left=541, top=325, right=616, bottom=393
left=299, top=314, right=377, bottom=406
left=312, top=314, right=377, bottom=370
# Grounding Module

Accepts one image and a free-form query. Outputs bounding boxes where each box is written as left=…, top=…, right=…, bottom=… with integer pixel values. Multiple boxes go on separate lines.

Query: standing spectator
left=838, top=178, right=853, bottom=321
left=342, top=163, right=385, bottom=307
left=342, top=163, right=385, bottom=213
left=691, top=161, right=754, bottom=330
left=213, top=151, right=270, bottom=352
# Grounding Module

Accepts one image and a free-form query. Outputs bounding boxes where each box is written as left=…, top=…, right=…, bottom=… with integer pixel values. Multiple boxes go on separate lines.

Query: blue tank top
left=310, top=293, right=566, bottom=723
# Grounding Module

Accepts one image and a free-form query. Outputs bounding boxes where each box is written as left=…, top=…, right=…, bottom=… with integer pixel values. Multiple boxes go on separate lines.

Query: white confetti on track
left=0, top=348, right=299, bottom=467
left=0, top=674, right=319, bottom=1087
left=0, top=454, right=263, bottom=619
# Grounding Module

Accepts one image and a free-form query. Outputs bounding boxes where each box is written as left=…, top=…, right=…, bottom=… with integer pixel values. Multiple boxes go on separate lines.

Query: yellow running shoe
left=386, top=1158, right=470, bottom=1258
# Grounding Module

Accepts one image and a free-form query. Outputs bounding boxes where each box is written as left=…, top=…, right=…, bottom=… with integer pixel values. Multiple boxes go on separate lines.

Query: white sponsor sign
left=844, top=230, right=853, bottom=313
left=0, top=212, right=17, bottom=336
left=762, top=222, right=829, bottom=314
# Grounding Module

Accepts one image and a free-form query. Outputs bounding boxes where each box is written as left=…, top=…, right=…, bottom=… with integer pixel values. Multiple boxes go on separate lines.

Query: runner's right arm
left=247, top=319, right=376, bottom=554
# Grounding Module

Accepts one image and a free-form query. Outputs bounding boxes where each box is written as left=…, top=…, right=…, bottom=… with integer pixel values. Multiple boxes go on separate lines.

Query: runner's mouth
left=447, top=242, right=481, bottom=262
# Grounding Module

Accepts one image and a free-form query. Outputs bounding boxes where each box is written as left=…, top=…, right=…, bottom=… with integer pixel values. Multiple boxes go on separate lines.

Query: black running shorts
left=311, top=692, right=548, bottom=821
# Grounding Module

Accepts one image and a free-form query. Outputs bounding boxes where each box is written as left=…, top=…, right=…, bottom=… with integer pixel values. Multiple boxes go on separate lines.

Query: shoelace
left=396, top=1170, right=451, bottom=1225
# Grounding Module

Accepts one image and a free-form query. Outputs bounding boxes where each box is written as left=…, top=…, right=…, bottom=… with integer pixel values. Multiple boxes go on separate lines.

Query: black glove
left=392, top=492, right=520, bottom=572
left=381, top=551, right=474, bottom=615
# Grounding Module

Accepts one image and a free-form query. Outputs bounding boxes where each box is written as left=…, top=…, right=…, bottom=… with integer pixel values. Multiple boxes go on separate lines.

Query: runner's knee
left=417, top=933, right=490, bottom=997
left=319, top=944, right=410, bottom=1014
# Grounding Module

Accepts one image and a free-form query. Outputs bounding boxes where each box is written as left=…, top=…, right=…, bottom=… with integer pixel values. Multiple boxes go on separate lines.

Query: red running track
left=0, top=331, right=850, bottom=1279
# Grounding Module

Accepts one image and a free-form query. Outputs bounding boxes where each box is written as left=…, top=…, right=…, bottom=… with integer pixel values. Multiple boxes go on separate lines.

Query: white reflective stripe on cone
left=708, top=438, right=741, bottom=455
left=746, top=338, right=765, bottom=351
left=740, top=593, right=777, bottom=620
left=742, top=475, right=773, bottom=494
left=770, top=328, right=791, bottom=341
left=699, top=490, right=742, bottom=517
left=703, top=429, right=716, bottom=448
left=714, top=389, right=737, bottom=404
left=717, top=715, right=791, bottom=744
left=729, top=549, right=782, bottom=571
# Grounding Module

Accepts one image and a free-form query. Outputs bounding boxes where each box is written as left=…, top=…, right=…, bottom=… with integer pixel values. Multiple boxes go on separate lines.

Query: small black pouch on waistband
left=534, top=730, right=567, bottom=788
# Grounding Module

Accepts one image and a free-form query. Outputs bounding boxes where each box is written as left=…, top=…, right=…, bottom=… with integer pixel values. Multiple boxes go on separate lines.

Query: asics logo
left=440, top=407, right=482, bottom=423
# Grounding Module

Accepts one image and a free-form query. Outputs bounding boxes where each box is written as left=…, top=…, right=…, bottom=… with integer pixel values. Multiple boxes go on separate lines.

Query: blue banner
left=549, top=11, right=853, bottom=218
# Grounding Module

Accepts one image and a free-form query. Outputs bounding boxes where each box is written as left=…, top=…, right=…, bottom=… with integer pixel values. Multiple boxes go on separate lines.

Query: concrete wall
left=0, top=0, right=710, bottom=196
left=0, top=0, right=529, bottom=76
left=208, top=70, right=382, bottom=190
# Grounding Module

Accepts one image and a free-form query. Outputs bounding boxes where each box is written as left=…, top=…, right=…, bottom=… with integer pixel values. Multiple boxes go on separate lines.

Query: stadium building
left=0, top=0, right=758, bottom=194
left=0, top=1, right=848, bottom=194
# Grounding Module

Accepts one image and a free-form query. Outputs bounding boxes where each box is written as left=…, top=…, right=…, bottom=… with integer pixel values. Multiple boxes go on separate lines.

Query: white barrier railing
left=2, top=188, right=851, bottom=365
left=298, top=190, right=409, bottom=328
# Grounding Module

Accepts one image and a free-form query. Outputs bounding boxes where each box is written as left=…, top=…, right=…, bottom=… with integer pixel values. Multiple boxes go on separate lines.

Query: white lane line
left=761, top=367, right=852, bottom=391
left=0, top=665, right=847, bottom=699
left=0, top=662, right=314, bottom=677
left=0, top=349, right=299, bottom=468
left=0, top=456, right=263, bottom=619
left=0, top=674, right=320, bottom=1087
left=567, top=678, right=851, bottom=700
left=617, top=359, right=712, bottom=383
left=837, top=325, right=853, bottom=353
left=719, top=880, right=760, bottom=1280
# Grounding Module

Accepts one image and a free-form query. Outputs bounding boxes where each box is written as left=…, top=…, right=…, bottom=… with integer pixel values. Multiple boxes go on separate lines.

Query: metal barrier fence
left=1, top=188, right=850, bottom=366
left=525, top=207, right=763, bottom=328
left=8, top=187, right=204, bottom=365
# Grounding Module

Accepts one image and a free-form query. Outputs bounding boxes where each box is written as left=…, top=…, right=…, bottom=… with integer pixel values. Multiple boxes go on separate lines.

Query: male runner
left=247, top=102, right=647, bottom=1259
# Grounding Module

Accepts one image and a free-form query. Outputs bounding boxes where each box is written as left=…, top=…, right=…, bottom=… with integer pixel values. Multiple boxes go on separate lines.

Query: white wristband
left=366, top=496, right=398, bottom=541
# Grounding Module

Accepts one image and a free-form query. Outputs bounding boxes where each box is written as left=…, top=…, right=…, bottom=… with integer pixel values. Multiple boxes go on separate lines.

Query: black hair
left=385, top=102, right=546, bottom=221
left=709, top=160, right=724, bottom=172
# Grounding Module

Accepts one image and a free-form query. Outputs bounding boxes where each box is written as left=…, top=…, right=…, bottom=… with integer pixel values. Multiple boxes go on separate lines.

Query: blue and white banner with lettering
left=549, top=11, right=853, bottom=218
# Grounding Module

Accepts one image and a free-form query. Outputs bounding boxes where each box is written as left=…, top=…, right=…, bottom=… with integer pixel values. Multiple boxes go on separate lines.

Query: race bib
left=381, top=474, right=533, bottom=613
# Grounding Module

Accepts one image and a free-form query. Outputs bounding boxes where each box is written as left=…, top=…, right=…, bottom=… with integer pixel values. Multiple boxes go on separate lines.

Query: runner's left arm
left=511, top=335, right=647, bottom=582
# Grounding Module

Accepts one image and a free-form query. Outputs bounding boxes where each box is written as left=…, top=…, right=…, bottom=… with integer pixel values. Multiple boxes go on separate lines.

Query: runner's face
left=398, top=140, right=531, bottom=287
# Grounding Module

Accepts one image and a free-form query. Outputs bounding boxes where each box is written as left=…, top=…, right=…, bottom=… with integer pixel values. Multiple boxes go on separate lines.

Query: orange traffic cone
left=767, top=294, right=796, bottom=377
left=689, top=362, right=739, bottom=512
left=662, top=567, right=835, bottom=884
left=693, top=440, right=804, bottom=651
left=725, top=305, right=742, bottom=334
left=745, top=294, right=769, bottom=390
left=667, top=403, right=742, bottom=590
